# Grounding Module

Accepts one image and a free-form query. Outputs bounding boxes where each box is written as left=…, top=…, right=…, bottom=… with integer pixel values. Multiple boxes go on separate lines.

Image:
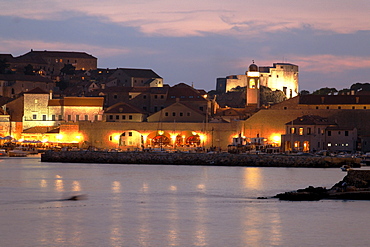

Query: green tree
left=312, top=87, right=338, bottom=95
left=24, top=64, right=35, bottom=75
left=350, top=83, right=370, bottom=92
left=60, top=63, right=76, bottom=75
left=0, top=58, right=10, bottom=74
left=260, top=86, right=286, bottom=106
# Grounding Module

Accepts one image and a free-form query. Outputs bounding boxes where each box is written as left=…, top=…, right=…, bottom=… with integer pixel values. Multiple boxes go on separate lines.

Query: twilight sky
left=1, top=0, right=369, bottom=92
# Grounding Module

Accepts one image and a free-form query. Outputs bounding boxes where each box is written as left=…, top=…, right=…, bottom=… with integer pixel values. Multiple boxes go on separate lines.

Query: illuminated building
left=216, top=62, right=299, bottom=99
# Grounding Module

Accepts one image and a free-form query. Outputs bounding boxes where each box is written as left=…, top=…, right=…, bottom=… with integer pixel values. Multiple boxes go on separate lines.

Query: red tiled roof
left=299, top=95, right=370, bottom=104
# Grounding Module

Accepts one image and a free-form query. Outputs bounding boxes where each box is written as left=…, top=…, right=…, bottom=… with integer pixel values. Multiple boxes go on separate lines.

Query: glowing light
left=192, top=131, right=197, bottom=136
left=158, top=130, right=164, bottom=135
left=270, top=134, right=281, bottom=144
left=114, top=135, right=120, bottom=141
left=56, top=134, right=63, bottom=140
left=76, top=135, right=81, bottom=140
left=171, top=134, right=177, bottom=141
left=42, top=138, right=48, bottom=143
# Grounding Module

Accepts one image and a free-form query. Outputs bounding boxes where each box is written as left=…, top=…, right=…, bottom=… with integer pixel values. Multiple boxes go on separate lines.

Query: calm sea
left=0, top=156, right=369, bottom=247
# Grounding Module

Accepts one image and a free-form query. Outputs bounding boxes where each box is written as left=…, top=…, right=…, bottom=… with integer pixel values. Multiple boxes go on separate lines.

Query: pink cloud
left=1, top=0, right=369, bottom=37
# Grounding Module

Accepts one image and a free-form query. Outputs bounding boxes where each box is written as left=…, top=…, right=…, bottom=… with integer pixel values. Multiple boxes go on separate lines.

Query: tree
left=60, top=63, right=76, bottom=75
left=350, top=83, right=370, bottom=92
left=0, top=58, right=10, bottom=74
left=24, top=64, right=35, bottom=75
left=312, top=87, right=338, bottom=95
left=300, top=90, right=310, bottom=95
left=260, top=86, right=286, bottom=106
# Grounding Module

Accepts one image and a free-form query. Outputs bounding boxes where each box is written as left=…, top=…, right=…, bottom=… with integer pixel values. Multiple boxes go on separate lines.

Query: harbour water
left=1, top=156, right=369, bottom=247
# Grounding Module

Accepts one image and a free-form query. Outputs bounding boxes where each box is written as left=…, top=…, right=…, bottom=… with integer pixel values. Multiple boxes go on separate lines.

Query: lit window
left=299, top=128, right=304, bottom=135
left=249, top=79, right=256, bottom=89
left=328, top=143, right=332, bottom=147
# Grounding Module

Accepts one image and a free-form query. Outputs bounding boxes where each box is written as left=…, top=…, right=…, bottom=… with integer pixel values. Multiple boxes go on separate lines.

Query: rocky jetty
left=275, top=170, right=370, bottom=201
left=41, top=150, right=361, bottom=168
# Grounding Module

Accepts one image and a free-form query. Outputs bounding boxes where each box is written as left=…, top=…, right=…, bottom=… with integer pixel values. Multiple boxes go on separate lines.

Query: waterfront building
left=281, top=115, right=357, bottom=153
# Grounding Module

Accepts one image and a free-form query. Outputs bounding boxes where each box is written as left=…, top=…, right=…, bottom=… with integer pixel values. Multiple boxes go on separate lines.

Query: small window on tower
left=249, top=79, right=256, bottom=89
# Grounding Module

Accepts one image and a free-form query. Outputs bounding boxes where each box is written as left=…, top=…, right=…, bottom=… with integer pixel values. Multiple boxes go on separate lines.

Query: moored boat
left=8, top=148, right=28, bottom=157
left=0, top=149, right=8, bottom=156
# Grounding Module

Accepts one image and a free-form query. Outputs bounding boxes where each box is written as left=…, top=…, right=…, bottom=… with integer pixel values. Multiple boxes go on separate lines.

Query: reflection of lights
left=112, top=181, right=121, bottom=193
left=55, top=175, right=64, bottom=192
left=141, top=183, right=149, bottom=193
left=40, top=179, right=47, bottom=188
left=197, top=184, right=205, bottom=191
left=72, top=181, right=81, bottom=192
left=169, top=185, right=177, bottom=191
left=243, top=168, right=261, bottom=189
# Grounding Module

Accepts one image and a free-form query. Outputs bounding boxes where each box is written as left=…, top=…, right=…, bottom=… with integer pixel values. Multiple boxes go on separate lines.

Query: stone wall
left=41, top=150, right=360, bottom=167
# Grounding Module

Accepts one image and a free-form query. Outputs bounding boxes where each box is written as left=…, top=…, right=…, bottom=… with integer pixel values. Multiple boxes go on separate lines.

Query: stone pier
left=41, top=151, right=361, bottom=167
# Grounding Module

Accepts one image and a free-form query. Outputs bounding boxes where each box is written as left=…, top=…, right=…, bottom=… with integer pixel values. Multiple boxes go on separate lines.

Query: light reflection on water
left=1, top=157, right=369, bottom=247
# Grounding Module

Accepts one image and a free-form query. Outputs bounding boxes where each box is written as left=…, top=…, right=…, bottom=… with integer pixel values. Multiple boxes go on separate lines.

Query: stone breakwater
left=41, top=151, right=361, bottom=167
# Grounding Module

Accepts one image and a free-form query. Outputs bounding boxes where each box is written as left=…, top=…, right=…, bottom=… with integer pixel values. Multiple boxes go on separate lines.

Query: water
left=0, top=156, right=369, bottom=247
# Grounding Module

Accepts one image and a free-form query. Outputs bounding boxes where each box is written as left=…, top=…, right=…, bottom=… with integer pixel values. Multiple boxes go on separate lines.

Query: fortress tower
left=245, top=61, right=260, bottom=107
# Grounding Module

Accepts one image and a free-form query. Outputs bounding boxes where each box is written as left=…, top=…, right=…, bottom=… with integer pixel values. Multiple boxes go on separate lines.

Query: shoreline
left=41, top=150, right=361, bottom=168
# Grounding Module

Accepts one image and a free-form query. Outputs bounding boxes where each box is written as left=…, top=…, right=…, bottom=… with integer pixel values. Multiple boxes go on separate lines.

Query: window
left=52, top=115, right=56, bottom=121
left=109, top=136, right=112, bottom=141
left=316, top=106, right=319, bottom=109
left=42, top=115, right=46, bottom=121
left=122, top=115, right=126, bottom=120
left=116, top=115, right=119, bottom=120
left=129, top=115, right=132, bottom=120
left=187, top=112, right=190, bottom=116
left=165, top=112, right=169, bottom=116
left=143, top=106, right=147, bottom=110
left=307, top=128, right=311, bottom=135
left=68, top=115, right=72, bottom=121
left=352, top=106, right=355, bottom=109
left=154, top=95, right=158, bottom=99
left=299, top=128, right=304, bottom=135
left=114, top=94, right=117, bottom=99
left=154, top=106, right=158, bottom=112
left=180, top=112, right=183, bottom=116
left=199, top=107, right=204, bottom=111
left=172, top=112, right=176, bottom=116
left=284, top=107, right=287, bottom=110
left=328, top=142, right=332, bottom=147
left=129, top=132, right=132, bottom=136
left=122, top=132, right=126, bottom=136
left=85, top=115, right=88, bottom=121
left=338, top=106, right=341, bottom=109
left=290, top=127, right=296, bottom=134
left=143, top=95, right=147, bottom=99
left=59, top=115, right=63, bottom=120
left=345, top=131, right=349, bottom=136
left=327, top=131, right=331, bottom=136
left=32, top=114, right=37, bottom=120
left=161, top=95, right=164, bottom=99
left=35, top=99, right=38, bottom=103
left=109, top=115, right=113, bottom=120
left=249, top=79, right=256, bottom=88
left=76, top=115, right=80, bottom=121
left=365, top=106, right=367, bottom=109
left=170, top=96, right=175, bottom=98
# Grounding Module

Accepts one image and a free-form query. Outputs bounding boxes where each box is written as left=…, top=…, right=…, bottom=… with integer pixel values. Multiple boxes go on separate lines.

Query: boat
left=8, top=148, right=28, bottom=157
left=340, top=165, right=351, bottom=172
left=0, top=149, right=8, bottom=156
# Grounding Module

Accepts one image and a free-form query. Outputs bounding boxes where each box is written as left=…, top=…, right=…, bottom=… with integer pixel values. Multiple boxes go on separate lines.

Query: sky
left=1, top=0, right=369, bottom=93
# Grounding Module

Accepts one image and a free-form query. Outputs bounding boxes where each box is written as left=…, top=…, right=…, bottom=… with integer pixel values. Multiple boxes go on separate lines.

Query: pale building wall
left=75, top=121, right=243, bottom=150
left=225, top=75, right=247, bottom=92
left=63, top=106, right=103, bottom=122
left=260, top=64, right=299, bottom=98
